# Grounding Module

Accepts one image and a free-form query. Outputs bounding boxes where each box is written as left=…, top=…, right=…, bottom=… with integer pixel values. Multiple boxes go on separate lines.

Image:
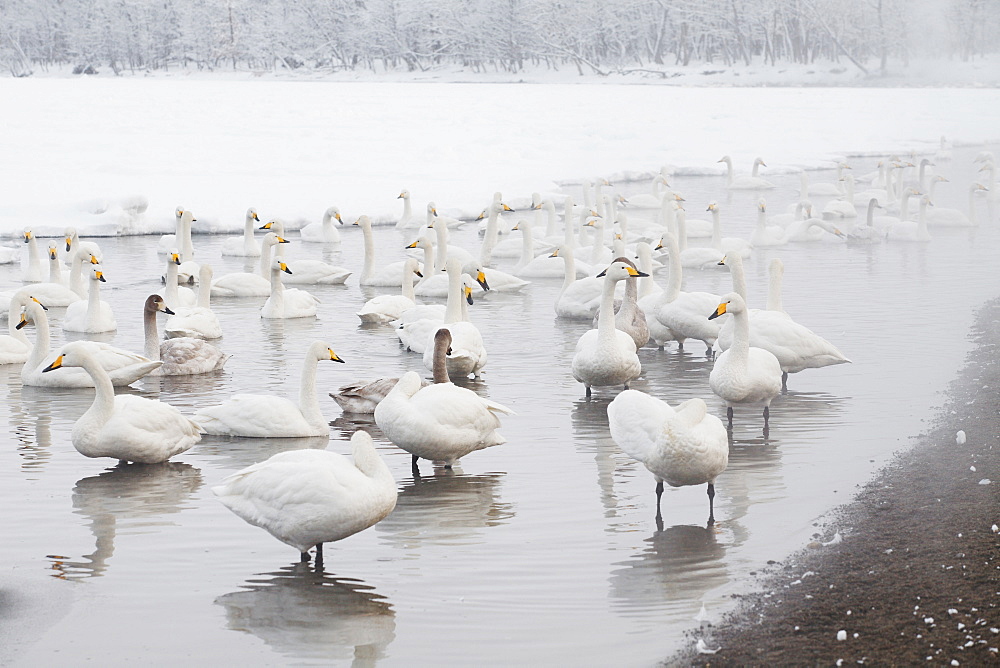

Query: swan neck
left=676, top=212, right=687, bottom=251
left=401, top=264, right=416, bottom=301
left=443, top=268, right=463, bottom=324
left=25, top=306, right=51, bottom=370
left=79, top=352, right=116, bottom=425
left=730, top=307, right=751, bottom=363
left=259, top=240, right=274, bottom=279
left=517, top=224, right=534, bottom=268
left=480, top=208, right=500, bottom=266
left=182, top=217, right=194, bottom=261
left=361, top=222, right=375, bottom=281
left=545, top=203, right=557, bottom=237
left=766, top=268, right=784, bottom=312
left=432, top=335, right=451, bottom=383
left=711, top=209, right=722, bottom=248
left=298, top=352, right=323, bottom=426
left=596, top=273, right=619, bottom=341
left=560, top=250, right=576, bottom=292
left=243, top=217, right=255, bottom=251
left=86, top=278, right=101, bottom=329
left=434, top=221, right=449, bottom=271
left=143, top=307, right=160, bottom=361
left=664, top=240, right=682, bottom=301
left=164, top=260, right=179, bottom=305
left=729, top=260, right=748, bottom=301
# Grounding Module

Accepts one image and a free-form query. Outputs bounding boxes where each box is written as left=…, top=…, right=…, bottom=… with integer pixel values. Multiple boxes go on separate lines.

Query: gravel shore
left=671, top=297, right=1000, bottom=666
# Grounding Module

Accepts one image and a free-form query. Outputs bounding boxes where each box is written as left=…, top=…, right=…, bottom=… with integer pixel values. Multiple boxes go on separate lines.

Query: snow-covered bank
left=2, top=77, right=999, bottom=238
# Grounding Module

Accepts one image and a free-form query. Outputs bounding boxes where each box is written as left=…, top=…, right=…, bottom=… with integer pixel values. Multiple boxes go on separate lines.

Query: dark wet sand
left=671, top=298, right=1000, bottom=666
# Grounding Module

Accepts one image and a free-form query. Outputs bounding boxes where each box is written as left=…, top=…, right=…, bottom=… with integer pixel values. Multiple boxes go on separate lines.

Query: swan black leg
left=655, top=481, right=664, bottom=522
left=707, top=483, right=716, bottom=525
left=585, top=385, right=592, bottom=398
left=781, top=372, right=788, bottom=393
left=300, top=550, right=310, bottom=563
left=315, top=543, right=324, bottom=570
left=763, top=405, right=770, bottom=429
left=411, top=454, right=420, bottom=476
left=726, top=406, right=733, bottom=430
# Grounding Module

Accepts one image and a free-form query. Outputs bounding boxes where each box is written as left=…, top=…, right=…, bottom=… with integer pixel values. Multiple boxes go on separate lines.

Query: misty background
left=2, top=0, right=996, bottom=78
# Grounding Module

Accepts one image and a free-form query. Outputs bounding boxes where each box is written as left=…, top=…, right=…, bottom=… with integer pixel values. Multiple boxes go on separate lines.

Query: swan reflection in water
left=196, top=434, right=331, bottom=471
left=216, top=563, right=395, bottom=666
left=608, top=517, right=736, bottom=616
left=569, top=396, right=640, bottom=517
left=48, top=461, right=202, bottom=579
left=375, top=468, right=513, bottom=550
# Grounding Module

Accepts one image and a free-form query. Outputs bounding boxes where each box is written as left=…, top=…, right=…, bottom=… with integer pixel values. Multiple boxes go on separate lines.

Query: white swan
left=925, top=182, right=988, bottom=227
left=552, top=245, right=603, bottom=320
left=261, top=218, right=350, bottom=285
left=718, top=155, right=775, bottom=189
left=164, top=264, right=224, bottom=339
left=24, top=244, right=80, bottom=307
left=621, top=174, right=671, bottom=210
left=357, top=215, right=423, bottom=287
left=717, top=256, right=850, bottom=391
left=212, top=430, right=397, bottom=566
left=20, top=228, right=44, bottom=283
left=63, top=267, right=117, bottom=333
left=478, top=194, right=514, bottom=265
left=156, top=206, right=185, bottom=254
left=220, top=207, right=262, bottom=256
left=608, top=390, right=728, bottom=522
left=847, top=198, right=883, bottom=243
left=375, top=370, right=514, bottom=469
left=162, top=250, right=197, bottom=310
left=331, top=326, right=447, bottom=414
left=634, top=242, right=676, bottom=350
left=572, top=260, right=646, bottom=396
left=400, top=259, right=478, bottom=353
left=211, top=233, right=288, bottom=298
left=0, top=291, right=40, bottom=364
left=512, top=219, right=567, bottom=278
left=655, top=233, right=724, bottom=354
left=750, top=199, right=788, bottom=247
left=68, top=244, right=102, bottom=299
left=784, top=216, right=846, bottom=243
left=799, top=169, right=843, bottom=197
left=357, top=258, right=421, bottom=325
left=395, top=189, right=415, bottom=229
left=822, top=174, right=858, bottom=219
left=143, top=295, right=229, bottom=376
left=194, top=341, right=344, bottom=437
left=41, top=341, right=201, bottom=463
left=421, top=258, right=488, bottom=379
left=261, top=259, right=320, bottom=319
left=708, top=292, right=782, bottom=429
left=171, top=210, right=200, bottom=283
left=299, top=206, right=343, bottom=243
left=884, top=195, right=933, bottom=242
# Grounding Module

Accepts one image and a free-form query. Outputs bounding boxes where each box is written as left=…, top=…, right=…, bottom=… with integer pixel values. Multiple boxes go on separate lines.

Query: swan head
left=14, top=295, right=47, bottom=330
left=145, top=294, right=175, bottom=316
left=757, top=198, right=767, bottom=212
left=91, top=268, right=107, bottom=283
left=596, top=259, right=648, bottom=281
left=973, top=182, right=989, bottom=193
left=403, top=257, right=422, bottom=278
left=353, top=215, right=372, bottom=228
left=708, top=292, right=746, bottom=320
left=169, top=250, right=181, bottom=265
left=22, top=228, right=32, bottom=243
left=707, top=201, right=718, bottom=212
left=42, top=341, right=97, bottom=372
left=175, top=207, right=184, bottom=219
left=458, top=275, right=477, bottom=304
left=474, top=269, right=489, bottom=292
left=64, top=227, right=78, bottom=251
left=717, top=155, right=732, bottom=165
left=271, top=258, right=292, bottom=275
left=47, top=243, right=59, bottom=260
left=260, top=218, right=285, bottom=235
left=246, top=208, right=260, bottom=223
left=434, top=327, right=454, bottom=354
left=324, top=206, right=342, bottom=224
left=427, top=203, right=438, bottom=216
left=179, top=210, right=196, bottom=225
left=261, top=232, right=289, bottom=247
left=397, top=189, right=410, bottom=200
left=754, top=157, right=767, bottom=167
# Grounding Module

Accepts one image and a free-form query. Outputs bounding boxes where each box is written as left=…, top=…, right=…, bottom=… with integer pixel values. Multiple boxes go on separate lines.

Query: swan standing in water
left=213, top=430, right=397, bottom=567
left=220, top=207, right=262, bottom=256
left=162, top=251, right=197, bottom=310
left=375, top=360, right=514, bottom=471
left=42, top=340, right=201, bottom=463
left=552, top=245, right=603, bottom=319
left=592, top=256, right=650, bottom=351
left=421, top=258, right=488, bottom=379
left=143, top=295, right=229, bottom=376
left=718, top=156, right=775, bottom=189
left=708, top=293, right=782, bottom=430
left=608, top=391, right=728, bottom=523
left=299, top=206, right=343, bottom=243
left=19, top=300, right=159, bottom=387
left=212, top=233, right=288, bottom=298
left=194, top=341, right=344, bottom=437
left=63, top=267, right=117, bottom=334
left=655, top=233, right=725, bottom=355
left=572, top=260, right=647, bottom=396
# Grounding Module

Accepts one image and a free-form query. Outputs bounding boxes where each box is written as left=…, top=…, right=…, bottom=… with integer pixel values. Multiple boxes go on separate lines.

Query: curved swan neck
left=143, top=306, right=160, bottom=361
left=664, top=237, right=682, bottom=301
left=480, top=205, right=500, bottom=266
left=351, top=434, right=393, bottom=483
left=676, top=210, right=688, bottom=251
left=298, top=349, right=323, bottom=426
left=728, top=256, right=748, bottom=301
left=78, top=351, right=116, bottom=425
left=559, top=249, right=577, bottom=292
left=24, top=304, right=51, bottom=370
left=401, top=261, right=417, bottom=301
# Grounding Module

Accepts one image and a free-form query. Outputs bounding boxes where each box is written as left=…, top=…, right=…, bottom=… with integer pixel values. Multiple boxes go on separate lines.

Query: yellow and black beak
left=501, top=203, right=514, bottom=212
left=161, top=304, right=175, bottom=315
left=464, top=285, right=474, bottom=305
left=31, top=296, right=48, bottom=311
left=90, top=254, right=100, bottom=265
left=95, top=271, right=106, bottom=282
left=549, top=249, right=560, bottom=258
left=48, top=247, right=57, bottom=260
left=42, top=355, right=63, bottom=372
left=708, top=303, right=727, bottom=320
left=414, top=269, right=424, bottom=278
left=475, top=209, right=487, bottom=221
left=717, top=256, right=727, bottom=266
left=65, top=237, right=72, bottom=252
left=627, top=267, right=649, bottom=278
left=397, top=191, right=406, bottom=199
left=277, top=236, right=290, bottom=244
left=171, top=252, right=181, bottom=265
left=23, top=231, right=31, bottom=243
left=280, top=262, right=292, bottom=275
left=334, top=212, right=343, bottom=224
left=405, top=241, right=418, bottom=249
left=15, top=314, right=28, bottom=330
left=654, top=241, right=664, bottom=250
left=328, top=349, right=345, bottom=364
left=259, top=221, right=273, bottom=230
left=476, top=270, right=490, bottom=292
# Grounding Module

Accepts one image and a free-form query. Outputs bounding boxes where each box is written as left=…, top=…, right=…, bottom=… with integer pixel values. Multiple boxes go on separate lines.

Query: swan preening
left=608, top=391, right=728, bottom=523
left=213, top=429, right=396, bottom=567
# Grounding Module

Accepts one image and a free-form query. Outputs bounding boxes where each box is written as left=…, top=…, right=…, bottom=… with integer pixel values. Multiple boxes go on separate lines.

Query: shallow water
left=1, top=145, right=997, bottom=665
